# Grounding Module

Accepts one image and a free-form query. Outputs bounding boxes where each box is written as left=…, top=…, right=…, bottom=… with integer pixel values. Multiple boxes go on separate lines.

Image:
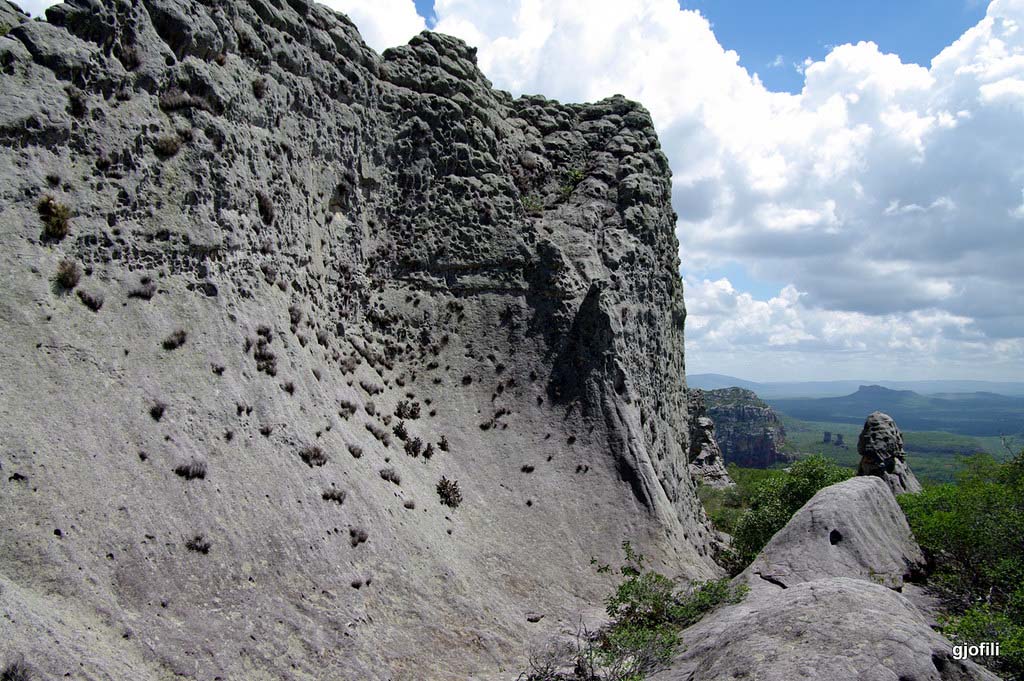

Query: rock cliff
left=0, top=1, right=718, bottom=678
left=700, top=387, right=793, bottom=468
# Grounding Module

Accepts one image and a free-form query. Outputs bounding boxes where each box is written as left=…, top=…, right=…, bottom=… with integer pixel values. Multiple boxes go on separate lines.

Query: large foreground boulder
left=657, top=476, right=997, bottom=680
left=857, top=411, right=922, bottom=494
left=740, top=476, right=926, bottom=593
left=655, top=577, right=1000, bottom=681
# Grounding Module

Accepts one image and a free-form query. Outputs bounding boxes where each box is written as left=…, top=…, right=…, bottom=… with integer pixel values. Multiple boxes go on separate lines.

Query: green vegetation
left=522, top=194, right=543, bottom=215
left=559, top=167, right=586, bottom=198
left=520, top=543, right=747, bottom=680
left=704, top=455, right=852, bottom=573
left=900, top=451, right=1024, bottom=679
left=37, top=195, right=71, bottom=241
left=778, top=413, right=1018, bottom=484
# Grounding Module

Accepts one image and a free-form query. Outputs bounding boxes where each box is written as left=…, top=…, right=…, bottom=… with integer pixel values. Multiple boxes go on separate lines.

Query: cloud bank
left=427, top=0, right=1024, bottom=380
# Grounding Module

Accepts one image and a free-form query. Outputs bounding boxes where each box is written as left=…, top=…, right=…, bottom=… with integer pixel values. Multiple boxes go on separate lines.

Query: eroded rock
left=857, top=410, right=922, bottom=494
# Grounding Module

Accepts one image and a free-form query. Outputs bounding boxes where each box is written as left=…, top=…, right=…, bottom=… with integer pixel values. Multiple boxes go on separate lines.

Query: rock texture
left=0, top=1, right=719, bottom=678
left=857, top=411, right=922, bottom=494
left=700, top=387, right=793, bottom=468
left=739, top=476, right=926, bottom=593
left=657, top=476, right=998, bottom=681
left=686, top=389, right=733, bottom=488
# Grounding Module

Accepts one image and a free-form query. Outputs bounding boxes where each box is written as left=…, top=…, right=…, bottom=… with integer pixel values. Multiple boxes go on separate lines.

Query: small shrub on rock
left=162, top=329, right=187, bottom=350
left=437, top=476, right=462, bottom=508
left=174, top=460, right=206, bottom=480
left=322, top=488, right=346, bottom=504
left=300, top=445, right=328, bottom=468
left=185, top=534, right=211, bottom=554
left=38, top=195, right=71, bottom=240
left=380, top=468, right=401, bottom=485
left=54, top=258, right=81, bottom=290
left=76, top=289, right=104, bottom=312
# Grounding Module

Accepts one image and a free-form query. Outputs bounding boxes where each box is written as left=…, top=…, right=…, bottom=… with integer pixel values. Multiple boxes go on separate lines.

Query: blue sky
left=412, top=0, right=988, bottom=92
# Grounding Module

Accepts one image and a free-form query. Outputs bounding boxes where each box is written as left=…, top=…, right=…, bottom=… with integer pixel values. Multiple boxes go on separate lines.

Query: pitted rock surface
left=0, top=1, right=719, bottom=678
left=857, top=410, right=922, bottom=494
left=700, top=387, right=793, bottom=468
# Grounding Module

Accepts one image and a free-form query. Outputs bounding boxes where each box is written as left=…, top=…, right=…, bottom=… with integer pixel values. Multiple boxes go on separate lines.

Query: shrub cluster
left=900, top=451, right=1024, bottom=679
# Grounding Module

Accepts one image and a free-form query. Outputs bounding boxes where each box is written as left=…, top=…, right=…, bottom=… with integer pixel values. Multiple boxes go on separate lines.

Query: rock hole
left=829, top=529, right=843, bottom=545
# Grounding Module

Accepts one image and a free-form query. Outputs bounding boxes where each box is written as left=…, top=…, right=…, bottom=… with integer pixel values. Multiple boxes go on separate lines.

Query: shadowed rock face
left=657, top=477, right=998, bottom=681
left=857, top=411, right=922, bottom=494
left=0, top=0, right=719, bottom=678
left=686, top=389, right=733, bottom=488
left=700, top=387, right=793, bottom=468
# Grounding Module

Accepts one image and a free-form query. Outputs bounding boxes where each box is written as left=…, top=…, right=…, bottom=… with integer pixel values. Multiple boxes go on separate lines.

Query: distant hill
left=766, top=385, right=1024, bottom=437
left=687, top=373, right=1024, bottom=398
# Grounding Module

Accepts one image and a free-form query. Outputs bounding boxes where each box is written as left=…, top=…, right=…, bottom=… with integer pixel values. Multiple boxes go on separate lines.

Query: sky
left=16, top=1, right=1024, bottom=383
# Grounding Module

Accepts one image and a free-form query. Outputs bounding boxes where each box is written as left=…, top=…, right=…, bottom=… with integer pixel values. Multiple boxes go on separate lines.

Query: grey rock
left=857, top=410, right=922, bottom=494
left=655, top=577, right=1001, bottom=681
left=700, top=387, right=794, bottom=468
left=686, top=389, right=733, bottom=488
left=0, top=2, right=719, bottom=678
left=738, top=476, right=927, bottom=594
left=656, top=476, right=995, bottom=681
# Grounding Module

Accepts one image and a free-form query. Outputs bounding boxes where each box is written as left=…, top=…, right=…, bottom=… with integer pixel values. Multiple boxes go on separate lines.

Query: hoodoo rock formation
left=700, top=387, right=793, bottom=468
left=0, top=1, right=717, bottom=678
left=857, top=411, right=922, bottom=494
left=686, top=389, right=733, bottom=488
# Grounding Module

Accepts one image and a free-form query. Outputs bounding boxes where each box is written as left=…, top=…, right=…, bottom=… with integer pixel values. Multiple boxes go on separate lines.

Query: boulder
left=657, top=476, right=996, bottom=681
left=857, top=411, right=922, bottom=494
left=738, top=476, right=926, bottom=593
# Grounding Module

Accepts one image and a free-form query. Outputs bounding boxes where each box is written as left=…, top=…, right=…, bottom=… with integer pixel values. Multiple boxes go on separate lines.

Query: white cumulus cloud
left=430, top=0, right=1024, bottom=380
left=317, top=0, right=425, bottom=52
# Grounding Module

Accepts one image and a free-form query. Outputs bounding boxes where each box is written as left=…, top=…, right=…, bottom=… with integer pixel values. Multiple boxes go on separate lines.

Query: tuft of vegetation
left=149, top=401, right=166, bottom=421
left=54, top=258, right=81, bottom=290
left=900, top=451, right=1024, bottom=679
left=396, top=399, right=421, bottom=420
left=349, top=527, right=368, bottom=547
left=347, top=443, right=363, bottom=459
left=37, top=195, right=71, bottom=240
left=380, top=467, right=401, bottom=485
left=519, top=543, right=747, bottom=681
left=559, top=167, right=586, bottom=199
left=299, top=445, right=328, bottom=468
left=185, top=534, right=211, bottom=554
left=252, top=76, right=267, bottom=100
left=366, top=421, right=391, bottom=446
left=322, top=488, right=346, bottom=504
left=174, top=460, right=207, bottom=480
left=128, top=276, right=156, bottom=300
left=439, top=435, right=450, bottom=452
left=437, top=476, right=462, bottom=508
left=76, top=289, right=103, bottom=312
left=153, top=134, right=181, bottom=158
left=1, top=657, right=34, bottom=681
left=393, top=420, right=408, bottom=441
left=162, top=329, right=187, bottom=350
left=256, top=191, right=274, bottom=225
left=522, top=194, right=543, bottom=215
left=720, top=455, right=852, bottom=573
left=66, top=85, right=87, bottom=118
left=404, top=437, right=423, bottom=458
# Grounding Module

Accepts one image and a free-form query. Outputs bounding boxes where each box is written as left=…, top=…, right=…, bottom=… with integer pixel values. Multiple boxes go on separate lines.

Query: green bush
left=900, top=452, right=1024, bottom=679
left=520, top=543, right=747, bottom=680
left=725, top=455, right=852, bottom=572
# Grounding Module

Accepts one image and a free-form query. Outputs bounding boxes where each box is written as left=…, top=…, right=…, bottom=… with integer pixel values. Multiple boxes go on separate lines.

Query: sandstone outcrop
left=857, top=411, right=922, bottom=494
left=686, top=389, right=733, bottom=488
left=700, top=387, right=793, bottom=468
left=658, top=476, right=998, bottom=681
left=0, top=1, right=718, bottom=678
